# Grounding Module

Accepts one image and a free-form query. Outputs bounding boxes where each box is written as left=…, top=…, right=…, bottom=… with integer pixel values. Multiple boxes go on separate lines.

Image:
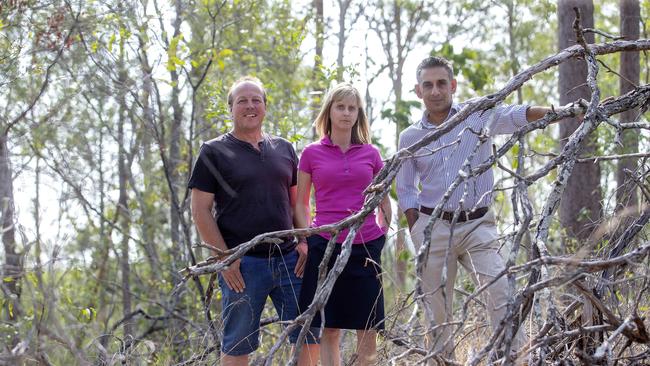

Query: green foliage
left=166, top=34, right=185, bottom=71
left=2, top=0, right=649, bottom=364
left=397, top=248, right=411, bottom=262
left=436, top=43, right=492, bottom=92
left=381, top=99, right=421, bottom=133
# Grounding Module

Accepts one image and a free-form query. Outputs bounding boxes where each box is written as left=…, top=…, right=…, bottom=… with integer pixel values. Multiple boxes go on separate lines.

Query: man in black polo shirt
left=189, top=76, right=317, bottom=366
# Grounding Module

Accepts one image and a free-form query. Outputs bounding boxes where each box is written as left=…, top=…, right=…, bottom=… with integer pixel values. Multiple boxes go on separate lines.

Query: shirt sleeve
left=288, top=143, right=298, bottom=186
left=298, top=145, right=313, bottom=174
left=395, top=130, right=420, bottom=212
left=188, top=144, right=219, bottom=193
left=372, top=146, right=384, bottom=175
left=486, top=104, right=529, bottom=135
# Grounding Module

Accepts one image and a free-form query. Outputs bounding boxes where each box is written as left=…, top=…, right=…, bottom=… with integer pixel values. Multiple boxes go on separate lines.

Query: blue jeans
left=219, top=250, right=318, bottom=356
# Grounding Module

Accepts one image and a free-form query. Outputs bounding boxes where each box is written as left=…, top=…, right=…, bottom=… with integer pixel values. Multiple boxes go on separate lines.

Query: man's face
left=415, top=67, right=457, bottom=121
left=230, top=81, right=266, bottom=132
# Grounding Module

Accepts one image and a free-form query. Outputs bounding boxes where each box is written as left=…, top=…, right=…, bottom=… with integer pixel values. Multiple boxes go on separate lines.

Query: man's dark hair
left=416, top=57, right=454, bottom=83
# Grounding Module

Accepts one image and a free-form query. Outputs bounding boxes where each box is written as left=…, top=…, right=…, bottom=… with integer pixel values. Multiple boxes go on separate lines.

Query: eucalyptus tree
left=310, top=0, right=325, bottom=130
left=363, top=0, right=437, bottom=288
left=0, top=1, right=79, bottom=346
left=334, top=0, right=364, bottom=82
left=617, top=0, right=641, bottom=210
left=558, top=0, right=601, bottom=245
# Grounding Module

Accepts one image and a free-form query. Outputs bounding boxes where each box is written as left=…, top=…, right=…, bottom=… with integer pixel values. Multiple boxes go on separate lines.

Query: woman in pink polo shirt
left=295, top=83, right=391, bottom=366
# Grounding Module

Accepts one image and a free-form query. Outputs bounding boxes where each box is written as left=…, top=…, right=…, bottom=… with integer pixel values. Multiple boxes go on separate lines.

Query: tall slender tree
left=367, top=0, right=434, bottom=287
left=558, top=0, right=601, bottom=244
left=1, top=3, right=76, bottom=336
left=335, top=0, right=363, bottom=82
left=310, top=0, right=325, bottom=133
left=616, top=0, right=640, bottom=211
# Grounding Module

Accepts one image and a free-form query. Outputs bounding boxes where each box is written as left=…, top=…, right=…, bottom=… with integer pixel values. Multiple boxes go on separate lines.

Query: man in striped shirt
left=397, top=56, right=559, bottom=361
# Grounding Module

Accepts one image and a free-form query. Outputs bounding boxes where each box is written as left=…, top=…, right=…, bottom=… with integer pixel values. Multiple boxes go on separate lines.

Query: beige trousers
left=410, top=209, right=527, bottom=358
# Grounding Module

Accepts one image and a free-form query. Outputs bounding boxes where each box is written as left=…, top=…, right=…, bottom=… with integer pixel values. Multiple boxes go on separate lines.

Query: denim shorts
left=219, top=250, right=319, bottom=356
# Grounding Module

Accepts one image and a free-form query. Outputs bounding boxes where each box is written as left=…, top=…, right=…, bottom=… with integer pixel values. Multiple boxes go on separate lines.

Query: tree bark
left=168, top=0, right=187, bottom=358
left=507, top=1, right=523, bottom=104
left=367, top=0, right=428, bottom=289
left=311, top=0, right=324, bottom=134
left=117, top=39, right=133, bottom=339
left=558, top=0, right=601, bottom=244
left=137, top=33, right=162, bottom=281
left=369, top=0, right=428, bottom=288
left=0, top=133, right=22, bottom=328
left=168, top=0, right=184, bottom=278
left=616, top=0, right=640, bottom=210
left=335, top=0, right=354, bottom=82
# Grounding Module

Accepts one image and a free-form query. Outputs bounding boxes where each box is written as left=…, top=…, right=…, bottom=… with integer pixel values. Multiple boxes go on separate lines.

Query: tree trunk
left=168, top=0, right=184, bottom=280
left=311, top=0, right=324, bottom=138
left=117, top=44, right=133, bottom=339
left=558, top=0, right=601, bottom=244
left=0, top=133, right=22, bottom=331
left=507, top=1, right=523, bottom=104
left=368, top=0, right=429, bottom=289
left=558, top=1, right=601, bottom=353
left=616, top=0, right=640, bottom=211
left=138, top=35, right=162, bottom=281
left=336, top=0, right=348, bottom=82
left=168, top=0, right=186, bottom=358
left=96, top=114, right=111, bottom=362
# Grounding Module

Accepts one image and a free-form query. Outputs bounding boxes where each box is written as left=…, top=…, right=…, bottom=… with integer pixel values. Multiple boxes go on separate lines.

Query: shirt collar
left=419, top=103, right=460, bottom=129
left=320, top=135, right=363, bottom=149
left=321, top=135, right=336, bottom=146
left=226, top=131, right=268, bottom=147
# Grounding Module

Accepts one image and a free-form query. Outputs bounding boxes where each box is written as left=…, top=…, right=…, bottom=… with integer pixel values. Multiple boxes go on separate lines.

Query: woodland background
left=1, top=0, right=649, bottom=364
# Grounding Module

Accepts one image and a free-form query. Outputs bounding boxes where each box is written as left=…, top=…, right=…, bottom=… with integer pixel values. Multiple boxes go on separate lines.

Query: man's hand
left=563, top=98, right=589, bottom=120
left=294, top=241, right=308, bottom=278
left=404, top=208, right=419, bottom=231
left=222, top=258, right=245, bottom=293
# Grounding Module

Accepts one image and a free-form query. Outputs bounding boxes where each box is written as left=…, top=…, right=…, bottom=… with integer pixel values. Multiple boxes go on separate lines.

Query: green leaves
left=381, top=100, right=421, bottom=132
left=107, top=33, right=116, bottom=52
left=510, top=143, right=520, bottom=170
left=397, top=249, right=411, bottom=262
left=215, top=48, right=233, bottom=71
left=79, top=307, right=96, bottom=322
left=435, top=42, right=492, bottom=92
left=166, top=34, right=185, bottom=72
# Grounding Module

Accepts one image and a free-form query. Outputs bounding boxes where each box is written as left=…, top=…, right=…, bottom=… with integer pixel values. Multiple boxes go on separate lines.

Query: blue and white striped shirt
left=396, top=102, right=529, bottom=212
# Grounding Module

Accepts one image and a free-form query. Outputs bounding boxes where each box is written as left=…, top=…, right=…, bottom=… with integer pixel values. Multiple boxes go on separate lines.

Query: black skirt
left=298, top=234, right=385, bottom=330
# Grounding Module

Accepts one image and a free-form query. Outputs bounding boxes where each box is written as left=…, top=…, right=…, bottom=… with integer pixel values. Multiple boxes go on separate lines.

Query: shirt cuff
left=398, top=196, right=419, bottom=213
left=515, top=104, right=530, bottom=127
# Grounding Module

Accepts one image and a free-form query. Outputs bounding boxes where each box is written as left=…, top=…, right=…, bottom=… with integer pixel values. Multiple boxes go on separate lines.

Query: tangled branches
left=178, top=36, right=650, bottom=365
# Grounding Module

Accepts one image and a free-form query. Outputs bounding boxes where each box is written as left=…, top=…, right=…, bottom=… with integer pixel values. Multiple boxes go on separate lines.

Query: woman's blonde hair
left=314, top=83, right=370, bottom=144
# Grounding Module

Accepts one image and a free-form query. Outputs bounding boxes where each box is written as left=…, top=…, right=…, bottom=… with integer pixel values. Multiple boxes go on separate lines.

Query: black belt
left=419, top=206, right=489, bottom=222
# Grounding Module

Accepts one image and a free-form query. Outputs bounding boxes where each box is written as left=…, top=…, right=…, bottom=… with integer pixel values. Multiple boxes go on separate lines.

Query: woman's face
left=329, top=94, right=359, bottom=133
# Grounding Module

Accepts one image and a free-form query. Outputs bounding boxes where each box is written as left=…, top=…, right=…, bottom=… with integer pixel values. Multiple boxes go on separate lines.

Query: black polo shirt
left=188, top=133, right=298, bottom=257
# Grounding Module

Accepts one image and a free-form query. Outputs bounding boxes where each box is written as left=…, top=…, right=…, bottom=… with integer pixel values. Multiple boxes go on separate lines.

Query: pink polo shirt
left=299, top=136, right=386, bottom=244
